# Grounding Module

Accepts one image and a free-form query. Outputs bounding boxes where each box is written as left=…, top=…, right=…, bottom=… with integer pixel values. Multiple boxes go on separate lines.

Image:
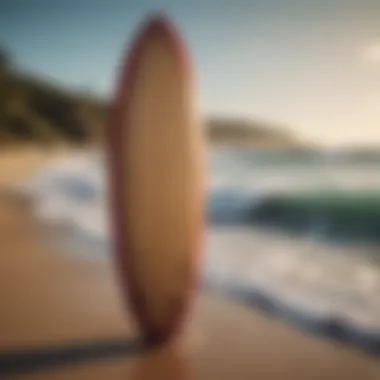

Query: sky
left=0, top=0, right=380, bottom=147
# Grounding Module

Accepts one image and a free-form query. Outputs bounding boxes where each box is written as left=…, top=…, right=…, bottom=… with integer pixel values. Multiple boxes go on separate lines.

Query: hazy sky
left=1, top=0, right=380, bottom=146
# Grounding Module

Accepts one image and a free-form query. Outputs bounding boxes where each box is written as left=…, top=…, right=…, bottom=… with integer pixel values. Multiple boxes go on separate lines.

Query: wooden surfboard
left=107, top=15, right=205, bottom=345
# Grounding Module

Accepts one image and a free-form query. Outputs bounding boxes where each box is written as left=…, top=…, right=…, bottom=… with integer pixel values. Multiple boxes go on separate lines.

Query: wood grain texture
left=107, top=15, right=204, bottom=345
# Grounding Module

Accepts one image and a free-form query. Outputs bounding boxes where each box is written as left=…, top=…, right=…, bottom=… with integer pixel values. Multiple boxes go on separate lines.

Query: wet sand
left=0, top=146, right=78, bottom=188
left=0, top=166, right=379, bottom=378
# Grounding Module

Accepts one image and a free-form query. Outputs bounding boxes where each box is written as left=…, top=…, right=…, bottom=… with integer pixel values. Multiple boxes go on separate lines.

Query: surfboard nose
left=126, top=13, right=181, bottom=52
left=139, top=13, right=176, bottom=34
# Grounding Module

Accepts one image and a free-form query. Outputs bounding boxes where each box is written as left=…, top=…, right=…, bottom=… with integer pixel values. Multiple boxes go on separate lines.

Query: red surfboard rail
left=106, top=14, right=205, bottom=345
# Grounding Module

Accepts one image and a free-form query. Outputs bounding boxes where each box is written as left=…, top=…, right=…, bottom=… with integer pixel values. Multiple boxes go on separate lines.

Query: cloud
left=361, top=41, right=380, bottom=64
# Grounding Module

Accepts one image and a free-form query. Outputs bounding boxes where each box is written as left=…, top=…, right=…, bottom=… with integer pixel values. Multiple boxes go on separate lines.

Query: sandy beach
left=0, top=149, right=379, bottom=379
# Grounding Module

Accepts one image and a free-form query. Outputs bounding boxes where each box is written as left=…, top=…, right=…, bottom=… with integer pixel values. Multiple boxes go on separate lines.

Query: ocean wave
left=17, top=151, right=380, bottom=350
left=209, top=189, right=380, bottom=245
left=22, top=153, right=380, bottom=245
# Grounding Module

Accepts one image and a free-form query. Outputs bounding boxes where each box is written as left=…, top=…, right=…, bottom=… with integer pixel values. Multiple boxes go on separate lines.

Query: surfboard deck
left=107, top=15, right=204, bottom=345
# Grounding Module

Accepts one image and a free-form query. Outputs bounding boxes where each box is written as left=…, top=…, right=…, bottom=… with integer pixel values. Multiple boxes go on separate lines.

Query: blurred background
left=1, top=0, right=380, bottom=356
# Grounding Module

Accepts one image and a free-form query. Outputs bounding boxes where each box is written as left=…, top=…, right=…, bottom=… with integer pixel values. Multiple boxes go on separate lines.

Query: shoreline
left=208, top=279, right=380, bottom=356
left=25, top=197, right=380, bottom=356
left=0, top=148, right=379, bottom=378
left=205, top=227, right=380, bottom=356
left=0, top=192, right=378, bottom=378
left=7, top=147, right=379, bottom=357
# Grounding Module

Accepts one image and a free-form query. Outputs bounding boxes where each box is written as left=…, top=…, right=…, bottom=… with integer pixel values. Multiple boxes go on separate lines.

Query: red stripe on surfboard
left=106, top=14, right=205, bottom=345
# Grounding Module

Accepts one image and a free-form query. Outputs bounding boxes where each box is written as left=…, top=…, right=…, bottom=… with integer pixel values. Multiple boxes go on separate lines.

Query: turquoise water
left=209, top=149, right=380, bottom=245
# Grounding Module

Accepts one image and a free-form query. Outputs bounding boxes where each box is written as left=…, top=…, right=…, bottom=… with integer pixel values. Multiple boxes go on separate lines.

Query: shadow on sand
left=0, top=337, right=146, bottom=376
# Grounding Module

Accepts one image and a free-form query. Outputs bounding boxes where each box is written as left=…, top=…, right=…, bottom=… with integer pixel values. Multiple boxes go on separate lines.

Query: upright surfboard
left=107, top=15, right=205, bottom=345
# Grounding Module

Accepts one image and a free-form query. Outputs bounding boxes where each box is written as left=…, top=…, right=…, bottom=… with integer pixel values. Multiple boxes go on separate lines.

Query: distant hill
left=206, top=117, right=299, bottom=147
left=0, top=70, right=105, bottom=147
left=0, top=49, right=299, bottom=148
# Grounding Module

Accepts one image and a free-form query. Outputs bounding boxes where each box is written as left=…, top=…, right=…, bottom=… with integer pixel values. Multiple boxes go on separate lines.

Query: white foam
left=18, top=151, right=380, bottom=331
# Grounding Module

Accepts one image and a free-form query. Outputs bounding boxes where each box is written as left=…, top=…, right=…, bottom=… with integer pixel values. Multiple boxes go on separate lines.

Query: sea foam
left=18, top=150, right=380, bottom=351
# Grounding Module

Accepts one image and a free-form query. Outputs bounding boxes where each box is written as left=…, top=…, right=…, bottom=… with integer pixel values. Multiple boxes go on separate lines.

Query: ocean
left=19, top=148, right=380, bottom=351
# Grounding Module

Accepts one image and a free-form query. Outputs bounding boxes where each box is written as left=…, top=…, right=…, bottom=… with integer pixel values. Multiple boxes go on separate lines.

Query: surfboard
left=106, top=15, right=205, bottom=345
